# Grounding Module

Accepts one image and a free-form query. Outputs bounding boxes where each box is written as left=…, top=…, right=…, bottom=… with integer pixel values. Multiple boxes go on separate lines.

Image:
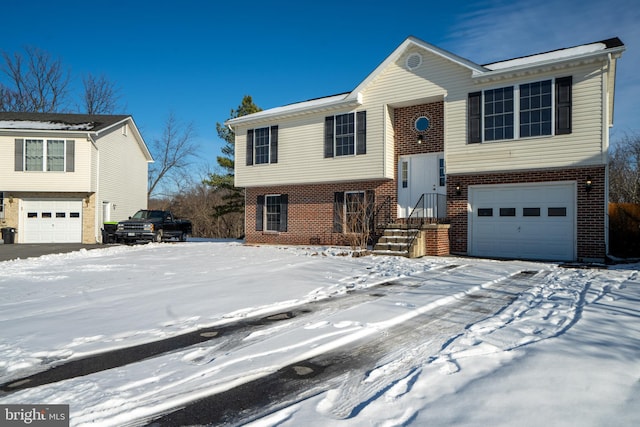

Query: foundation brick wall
left=245, top=180, right=395, bottom=246
left=423, top=224, right=450, bottom=256
left=447, top=166, right=606, bottom=261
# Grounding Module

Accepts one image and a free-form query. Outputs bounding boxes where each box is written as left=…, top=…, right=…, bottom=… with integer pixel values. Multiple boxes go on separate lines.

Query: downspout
left=88, top=132, right=100, bottom=244
left=603, top=53, right=612, bottom=258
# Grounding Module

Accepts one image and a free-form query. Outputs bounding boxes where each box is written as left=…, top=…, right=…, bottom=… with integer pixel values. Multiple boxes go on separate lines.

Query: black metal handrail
left=369, top=195, right=392, bottom=246
left=373, top=195, right=392, bottom=227
left=405, top=193, right=447, bottom=252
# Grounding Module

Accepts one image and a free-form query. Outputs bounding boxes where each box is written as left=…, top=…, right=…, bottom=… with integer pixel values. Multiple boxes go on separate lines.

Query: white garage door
left=469, top=182, right=575, bottom=261
left=22, top=199, right=83, bottom=243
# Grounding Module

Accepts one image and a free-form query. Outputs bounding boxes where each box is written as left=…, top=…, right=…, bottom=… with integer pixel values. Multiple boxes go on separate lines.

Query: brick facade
left=447, top=166, right=606, bottom=261
left=245, top=180, right=394, bottom=246
left=423, top=224, right=451, bottom=256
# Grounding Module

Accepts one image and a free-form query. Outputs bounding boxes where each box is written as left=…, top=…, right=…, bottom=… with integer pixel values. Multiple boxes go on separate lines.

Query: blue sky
left=2, top=0, right=638, bottom=175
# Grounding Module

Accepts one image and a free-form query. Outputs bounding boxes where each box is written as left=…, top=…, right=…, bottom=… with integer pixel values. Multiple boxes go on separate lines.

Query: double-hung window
left=519, top=80, right=552, bottom=137
left=16, top=139, right=74, bottom=172
left=265, top=195, right=282, bottom=231
left=484, top=87, right=514, bottom=141
left=324, top=111, right=366, bottom=157
left=468, top=76, right=572, bottom=143
left=335, top=114, right=355, bottom=156
left=254, top=127, right=270, bottom=164
left=332, top=190, right=374, bottom=233
left=25, top=139, right=45, bottom=171
left=256, top=194, right=288, bottom=232
left=246, top=126, right=278, bottom=165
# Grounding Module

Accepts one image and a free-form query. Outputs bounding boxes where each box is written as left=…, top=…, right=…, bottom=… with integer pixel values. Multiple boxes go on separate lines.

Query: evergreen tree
left=205, top=95, right=261, bottom=218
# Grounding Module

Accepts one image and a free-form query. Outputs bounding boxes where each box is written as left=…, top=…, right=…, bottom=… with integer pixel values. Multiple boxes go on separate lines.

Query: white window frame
left=253, top=127, right=271, bottom=165
left=334, top=113, right=356, bottom=157
left=343, top=191, right=366, bottom=234
left=480, top=78, right=555, bottom=143
left=264, top=194, right=282, bottom=232
left=23, top=139, right=67, bottom=172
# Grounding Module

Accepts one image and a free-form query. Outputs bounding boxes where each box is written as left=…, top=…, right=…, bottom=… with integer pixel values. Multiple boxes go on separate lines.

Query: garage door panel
left=22, top=199, right=82, bottom=243
left=470, top=183, right=575, bottom=261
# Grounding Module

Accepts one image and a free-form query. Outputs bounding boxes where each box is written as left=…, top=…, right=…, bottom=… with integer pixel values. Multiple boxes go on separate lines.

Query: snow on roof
left=227, top=93, right=351, bottom=125
left=484, top=42, right=607, bottom=71
left=0, top=120, right=95, bottom=131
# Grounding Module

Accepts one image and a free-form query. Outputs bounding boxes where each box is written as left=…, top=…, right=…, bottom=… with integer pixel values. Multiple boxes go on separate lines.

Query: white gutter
left=226, top=93, right=363, bottom=128
left=472, top=47, right=625, bottom=83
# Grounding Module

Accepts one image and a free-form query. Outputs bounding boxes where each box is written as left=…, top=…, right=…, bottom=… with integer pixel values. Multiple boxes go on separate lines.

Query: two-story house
left=227, top=36, right=625, bottom=263
left=0, top=112, right=153, bottom=244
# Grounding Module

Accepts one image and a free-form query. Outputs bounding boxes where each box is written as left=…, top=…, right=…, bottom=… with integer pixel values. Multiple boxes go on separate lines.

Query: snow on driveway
left=0, top=241, right=638, bottom=426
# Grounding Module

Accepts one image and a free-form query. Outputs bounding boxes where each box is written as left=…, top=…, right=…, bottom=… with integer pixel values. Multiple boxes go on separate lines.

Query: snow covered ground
left=0, top=241, right=638, bottom=426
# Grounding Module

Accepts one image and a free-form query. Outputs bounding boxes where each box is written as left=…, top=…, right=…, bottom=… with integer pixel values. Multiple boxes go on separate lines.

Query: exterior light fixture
left=455, top=184, right=462, bottom=196
left=8, top=195, right=14, bottom=204
left=585, top=176, right=593, bottom=192
left=417, top=134, right=424, bottom=144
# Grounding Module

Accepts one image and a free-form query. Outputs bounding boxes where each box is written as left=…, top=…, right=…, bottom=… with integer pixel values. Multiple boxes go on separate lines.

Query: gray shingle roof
left=0, top=112, right=131, bottom=132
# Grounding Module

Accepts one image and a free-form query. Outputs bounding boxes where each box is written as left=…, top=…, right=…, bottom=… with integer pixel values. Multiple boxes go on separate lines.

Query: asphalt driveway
left=0, top=243, right=108, bottom=262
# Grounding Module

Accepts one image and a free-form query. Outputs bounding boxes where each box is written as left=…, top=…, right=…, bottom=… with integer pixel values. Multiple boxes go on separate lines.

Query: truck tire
left=154, top=230, right=163, bottom=243
left=179, top=232, right=187, bottom=242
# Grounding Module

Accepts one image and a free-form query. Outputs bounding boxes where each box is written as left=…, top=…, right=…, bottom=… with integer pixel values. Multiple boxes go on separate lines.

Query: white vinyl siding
left=0, top=136, right=92, bottom=192
left=235, top=114, right=383, bottom=187
left=235, top=48, right=458, bottom=187
left=234, top=47, right=611, bottom=185
left=447, top=62, right=608, bottom=174
left=94, top=123, right=149, bottom=224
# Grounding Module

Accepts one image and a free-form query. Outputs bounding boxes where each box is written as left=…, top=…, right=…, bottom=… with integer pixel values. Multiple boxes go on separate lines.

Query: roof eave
left=0, top=128, right=97, bottom=136
left=473, top=46, right=625, bottom=83
left=226, top=94, right=363, bottom=128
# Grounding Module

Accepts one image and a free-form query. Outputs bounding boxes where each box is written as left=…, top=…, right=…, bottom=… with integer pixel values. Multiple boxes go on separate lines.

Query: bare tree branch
left=82, top=73, right=122, bottom=114
left=0, top=46, right=70, bottom=112
left=148, top=112, right=199, bottom=197
left=610, top=133, right=640, bottom=204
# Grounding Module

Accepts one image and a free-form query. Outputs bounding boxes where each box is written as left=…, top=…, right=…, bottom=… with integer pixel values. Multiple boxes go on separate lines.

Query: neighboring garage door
left=469, top=182, right=576, bottom=261
left=22, top=199, right=83, bottom=243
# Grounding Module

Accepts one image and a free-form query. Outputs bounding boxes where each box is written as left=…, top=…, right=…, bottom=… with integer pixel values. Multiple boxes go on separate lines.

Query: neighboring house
left=0, top=113, right=153, bottom=244
left=227, top=36, right=625, bottom=263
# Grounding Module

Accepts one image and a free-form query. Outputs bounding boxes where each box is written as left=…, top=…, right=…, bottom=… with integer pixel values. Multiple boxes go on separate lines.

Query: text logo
left=1, top=405, right=69, bottom=426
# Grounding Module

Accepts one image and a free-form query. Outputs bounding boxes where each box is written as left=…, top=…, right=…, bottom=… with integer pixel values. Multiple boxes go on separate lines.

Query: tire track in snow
left=148, top=270, right=548, bottom=426
left=0, top=265, right=465, bottom=394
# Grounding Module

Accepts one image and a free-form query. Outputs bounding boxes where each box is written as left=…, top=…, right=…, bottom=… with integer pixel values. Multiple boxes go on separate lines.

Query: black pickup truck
left=115, top=210, right=192, bottom=243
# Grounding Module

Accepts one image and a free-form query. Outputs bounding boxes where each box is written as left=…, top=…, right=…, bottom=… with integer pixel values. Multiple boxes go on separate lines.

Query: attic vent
left=406, top=53, right=422, bottom=70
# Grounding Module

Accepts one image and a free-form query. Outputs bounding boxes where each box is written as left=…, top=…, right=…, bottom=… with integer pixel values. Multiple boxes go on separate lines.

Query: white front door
left=21, top=199, right=83, bottom=243
left=398, top=153, right=446, bottom=218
